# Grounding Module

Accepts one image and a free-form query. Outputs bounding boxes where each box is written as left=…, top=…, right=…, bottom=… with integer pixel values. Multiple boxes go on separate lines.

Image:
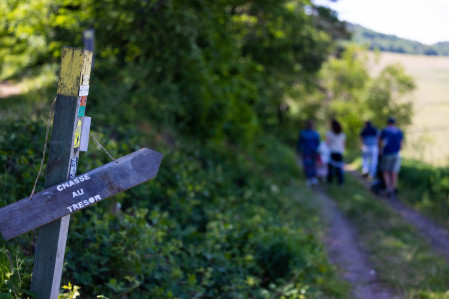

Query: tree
left=1, top=0, right=347, bottom=144
left=317, top=45, right=371, bottom=146
left=297, top=46, right=415, bottom=147
left=366, top=63, right=415, bottom=127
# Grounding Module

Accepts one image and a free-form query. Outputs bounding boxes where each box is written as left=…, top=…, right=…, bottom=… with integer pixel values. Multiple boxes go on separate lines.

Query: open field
left=367, top=52, right=449, bottom=165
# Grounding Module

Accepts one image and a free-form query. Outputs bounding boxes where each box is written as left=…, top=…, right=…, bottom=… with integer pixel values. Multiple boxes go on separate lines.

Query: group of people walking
left=296, top=119, right=346, bottom=186
left=296, top=117, right=403, bottom=197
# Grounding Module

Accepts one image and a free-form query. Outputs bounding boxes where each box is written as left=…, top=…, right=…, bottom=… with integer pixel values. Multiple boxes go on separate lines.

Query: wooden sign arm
left=0, top=148, right=163, bottom=241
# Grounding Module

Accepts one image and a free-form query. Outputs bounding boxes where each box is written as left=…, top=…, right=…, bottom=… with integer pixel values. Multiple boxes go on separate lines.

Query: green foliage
left=1, top=1, right=428, bottom=297
left=366, top=63, right=415, bottom=127
left=320, top=45, right=370, bottom=102
left=0, top=0, right=52, bottom=79
left=289, top=46, right=416, bottom=148
left=400, top=159, right=449, bottom=228
left=350, top=23, right=449, bottom=56
left=0, top=248, right=33, bottom=298
left=0, top=0, right=343, bottom=145
left=59, top=283, right=81, bottom=299
left=318, top=45, right=371, bottom=145
left=0, top=120, right=347, bottom=297
left=0, top=120, right=47, bottom=207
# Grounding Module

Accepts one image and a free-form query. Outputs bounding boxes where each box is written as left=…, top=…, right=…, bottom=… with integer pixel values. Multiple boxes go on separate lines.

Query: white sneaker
left=311, top=178, right=319, bottom=185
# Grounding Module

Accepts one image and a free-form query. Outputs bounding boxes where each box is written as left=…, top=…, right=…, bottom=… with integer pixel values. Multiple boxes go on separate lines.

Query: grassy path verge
left=326, top=175, right=449, bottom=298
left=313, top=189, right=394, bottom=298
left=279, top=179, right=351, bottom=298
left=352, top=169, right=449, bottom=262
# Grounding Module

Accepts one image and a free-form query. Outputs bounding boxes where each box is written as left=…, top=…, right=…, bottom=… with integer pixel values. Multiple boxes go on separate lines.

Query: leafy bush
left=0, top=0, right=347, bottom=146
left=0, top=119, right=347, bottom=298
left=400, top=159, right=449, bottom=227
left=0, top=247, right=33, bottom=298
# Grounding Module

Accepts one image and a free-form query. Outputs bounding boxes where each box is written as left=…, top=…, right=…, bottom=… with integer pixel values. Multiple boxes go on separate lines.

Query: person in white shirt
left=326, top=119, right=345, bottom=185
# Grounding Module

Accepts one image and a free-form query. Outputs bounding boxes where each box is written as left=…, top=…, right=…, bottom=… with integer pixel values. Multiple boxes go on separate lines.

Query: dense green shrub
left=0, top=0, right=347, bottom=146
left=0, top=119, right=347, bottom=298
left=400, top=159, right=449, bottom=226
left=0, top=247, right=33, bottom=298
left=0, top=120, right=47, bottom=205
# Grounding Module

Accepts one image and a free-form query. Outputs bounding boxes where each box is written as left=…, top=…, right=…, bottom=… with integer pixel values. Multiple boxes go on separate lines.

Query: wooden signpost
left=0, top=47, right=163, bottom=298
left=0, top=148, right=162, bottom=240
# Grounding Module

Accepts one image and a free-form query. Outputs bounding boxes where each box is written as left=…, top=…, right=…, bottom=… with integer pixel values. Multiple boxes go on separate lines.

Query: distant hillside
left=348, top=23, right=449, bottom=56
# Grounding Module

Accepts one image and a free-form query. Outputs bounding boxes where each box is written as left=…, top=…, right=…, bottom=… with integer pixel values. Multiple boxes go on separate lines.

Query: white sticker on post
left=79, top=85, right=89, bottom=96
left=82, top=74, right=90, bottom=86
left=80, top=116, right=91, bottom=152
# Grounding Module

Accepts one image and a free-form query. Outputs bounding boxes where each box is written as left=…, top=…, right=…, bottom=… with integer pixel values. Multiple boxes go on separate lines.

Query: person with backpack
left=379, top=117, right=403, bottom=198
left=297, top=120, right=320, bottom=186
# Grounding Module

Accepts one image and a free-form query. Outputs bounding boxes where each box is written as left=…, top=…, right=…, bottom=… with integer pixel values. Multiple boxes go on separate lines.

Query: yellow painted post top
left=57, top=47, right=93, bottom=96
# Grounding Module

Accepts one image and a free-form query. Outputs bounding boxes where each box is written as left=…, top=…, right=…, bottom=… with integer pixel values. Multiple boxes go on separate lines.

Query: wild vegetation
left=300, top=45, right=415, bottom=148
left=0, top=1, right=350, bottom=297
left=0, top=120, right=351, bottom=297
left=1, top=0, right=447, bottom=298
left=400, top=160, right=449, bottom=229
left=349, top=23, right=449, bottom=56
left=362, top=50, right=449, bottom=230
left=365, top=51, right=449, bottom=165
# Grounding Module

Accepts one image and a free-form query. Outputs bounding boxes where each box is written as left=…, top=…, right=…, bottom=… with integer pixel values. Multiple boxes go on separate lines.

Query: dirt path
left=314, top=189, right=397, bottom=299
left=0, top=81, right=22, bottom=98
left=349, top=169, right=449, bottom=262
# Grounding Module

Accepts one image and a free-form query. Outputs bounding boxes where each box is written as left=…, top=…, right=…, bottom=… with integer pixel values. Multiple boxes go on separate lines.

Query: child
left=316, top=141, right=329, bottom=181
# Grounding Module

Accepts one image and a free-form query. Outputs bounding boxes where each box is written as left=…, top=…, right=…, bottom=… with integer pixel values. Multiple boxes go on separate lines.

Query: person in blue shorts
left=297, top=120, right=320, bottom=186
left=379, top=117, right=403, bottom=197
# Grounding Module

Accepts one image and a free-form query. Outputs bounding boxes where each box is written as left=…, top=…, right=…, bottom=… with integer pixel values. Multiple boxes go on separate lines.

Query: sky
left=313, top=0, right=449, bottom=45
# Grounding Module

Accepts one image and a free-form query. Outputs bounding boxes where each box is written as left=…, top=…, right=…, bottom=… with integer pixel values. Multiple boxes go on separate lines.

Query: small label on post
left=80, top=116, right=91, bottom=152
left=69, top=158, right=78, bottom=179
left=82, top=75, right=90, bottom=86
left=78, top=96, right=88, bottom=117
left=79, top=85, right=89, bottom=96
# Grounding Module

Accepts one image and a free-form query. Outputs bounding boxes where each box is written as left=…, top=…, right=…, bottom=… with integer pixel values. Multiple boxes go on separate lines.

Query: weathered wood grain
left=57, top=47, right=92, bottom=96
left=31, top=47, right=92, bottom=299
left=0, top=148, right=162, bottom=241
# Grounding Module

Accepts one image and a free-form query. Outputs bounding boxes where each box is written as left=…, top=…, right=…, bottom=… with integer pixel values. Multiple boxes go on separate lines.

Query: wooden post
left=31, top=47, right=93, bottom=299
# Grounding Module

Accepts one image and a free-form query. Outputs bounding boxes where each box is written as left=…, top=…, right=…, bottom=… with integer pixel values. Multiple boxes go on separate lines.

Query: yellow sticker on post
left=73, top=119, right=82, bottom=153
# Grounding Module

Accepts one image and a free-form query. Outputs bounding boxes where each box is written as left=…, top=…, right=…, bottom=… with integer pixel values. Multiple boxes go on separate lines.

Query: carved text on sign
left=0, top=148, right=163, bottom=240
left=57, top=174, right=90, bottom=191
left=67, top=192, right=102, bottom=212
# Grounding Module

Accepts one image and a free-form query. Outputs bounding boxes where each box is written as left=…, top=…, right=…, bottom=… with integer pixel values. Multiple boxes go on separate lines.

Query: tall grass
left=400, top=158, right=449, bottom=228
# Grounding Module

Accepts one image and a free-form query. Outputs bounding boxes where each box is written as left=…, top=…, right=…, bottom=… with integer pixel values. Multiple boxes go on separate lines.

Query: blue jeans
left=302, top=152, right=317, bottom=179
left=362, top=145, right=378, bottom=178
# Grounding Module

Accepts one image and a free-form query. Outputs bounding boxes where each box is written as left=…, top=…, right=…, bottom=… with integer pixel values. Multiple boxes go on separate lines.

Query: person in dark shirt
left=379, top=117, right=403, bottom=197
left=360, top=121, right=379, bottom=179
left=297, top=120, right=320, bottom=186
